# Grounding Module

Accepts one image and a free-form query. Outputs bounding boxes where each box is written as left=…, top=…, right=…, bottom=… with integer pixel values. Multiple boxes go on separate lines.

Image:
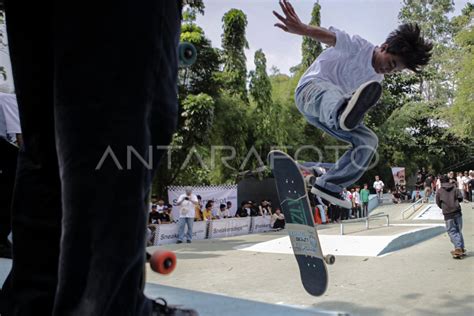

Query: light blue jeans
left=178, top=217, right=194, bottom=241
left=295, top=80, right=379, bottom=193
left=445, top=215, right=464, bottom=249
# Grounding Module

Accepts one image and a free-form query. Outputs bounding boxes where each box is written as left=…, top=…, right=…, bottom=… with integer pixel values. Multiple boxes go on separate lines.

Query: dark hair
left=197, top=195, right=202, bottom=200
left=439, top=175, right=449, bottom=183
left=384, top=23, right=433, bottom=73
left=220, top=204, right=226, bottom=209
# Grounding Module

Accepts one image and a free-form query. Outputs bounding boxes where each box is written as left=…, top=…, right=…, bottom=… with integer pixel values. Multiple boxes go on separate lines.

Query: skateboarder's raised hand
left=273, top=0, right=305, bottom=35
left=273, top=0, right=336, bottom=47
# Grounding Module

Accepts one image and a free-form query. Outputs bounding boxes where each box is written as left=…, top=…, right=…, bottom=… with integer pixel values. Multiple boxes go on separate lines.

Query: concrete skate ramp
left=238, top=224, right=445, bottom=257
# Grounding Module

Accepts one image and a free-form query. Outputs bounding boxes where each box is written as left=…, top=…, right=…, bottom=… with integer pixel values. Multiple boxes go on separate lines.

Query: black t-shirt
left=149, top=212, right=161, bottom=224
left=160, top=213, right=171, bottom=223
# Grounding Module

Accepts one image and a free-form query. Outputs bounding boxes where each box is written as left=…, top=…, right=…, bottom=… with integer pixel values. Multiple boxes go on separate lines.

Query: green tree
left=179, top=23, right=221, bottom=99
left=208, top=92, right=250, bottom=183
left=447, top=4, right=474, bottom=138
left=220, top=9, right=249, bottom=104
left=301, top=2, right=323, bottom=70
left=154, top=93, right=215, bottom=196
left=249, top=49, right=286, bottom=164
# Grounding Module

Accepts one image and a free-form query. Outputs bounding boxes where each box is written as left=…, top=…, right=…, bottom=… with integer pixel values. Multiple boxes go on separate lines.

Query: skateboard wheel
left=178, top=42, right=197, bottom=67
left=150, top=250, right=177, bottom=274
left=325, top=254, right=335, bottom=265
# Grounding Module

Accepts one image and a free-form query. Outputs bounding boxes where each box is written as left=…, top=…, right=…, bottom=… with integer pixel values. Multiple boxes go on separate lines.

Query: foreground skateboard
left=268, top=150, right=334, bottom=296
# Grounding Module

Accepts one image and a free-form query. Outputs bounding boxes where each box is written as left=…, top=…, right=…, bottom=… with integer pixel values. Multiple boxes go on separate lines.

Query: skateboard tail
left=296, top=255, right=328, bottom=296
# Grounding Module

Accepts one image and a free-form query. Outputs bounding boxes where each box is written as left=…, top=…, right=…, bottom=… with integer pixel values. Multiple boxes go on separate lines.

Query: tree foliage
left=153, top=1, right=473, bottom=196
left=301, top=2, right=323, bottom=69
left=220, top=9, right=249, bottom=104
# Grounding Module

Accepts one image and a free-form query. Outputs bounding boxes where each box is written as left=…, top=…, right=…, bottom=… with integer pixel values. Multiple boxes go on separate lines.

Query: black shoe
left=0, top=243, right=12, bottom=259
left=186, top=240, right=192, bottom=244
left=151, top=297, right=198, bottom=316
left=311, top=184, right=352, bottom=209
left=176, top=240, right=183, bottom=244
left=339, top=81, right=382, bottom=131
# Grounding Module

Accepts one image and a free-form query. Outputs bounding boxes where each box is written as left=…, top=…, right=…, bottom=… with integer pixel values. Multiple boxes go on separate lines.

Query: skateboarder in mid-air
left=273, top=0, right=432, bottom=209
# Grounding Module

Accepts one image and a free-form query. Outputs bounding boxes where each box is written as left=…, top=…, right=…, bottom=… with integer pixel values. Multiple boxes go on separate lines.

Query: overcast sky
left=196, top=0, right=471, bottom=75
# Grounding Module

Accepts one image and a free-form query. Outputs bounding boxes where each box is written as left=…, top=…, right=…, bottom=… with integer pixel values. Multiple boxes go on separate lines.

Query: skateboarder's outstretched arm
left=273, top=0, right=336, bottom=47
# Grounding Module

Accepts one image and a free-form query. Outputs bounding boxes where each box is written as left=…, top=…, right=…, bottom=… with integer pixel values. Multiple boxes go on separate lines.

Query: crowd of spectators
left=147, top=194, right=285, bottom=230
left=147, top=169, right=473, bottom=234
left=413, top=169, right=473, bottom=204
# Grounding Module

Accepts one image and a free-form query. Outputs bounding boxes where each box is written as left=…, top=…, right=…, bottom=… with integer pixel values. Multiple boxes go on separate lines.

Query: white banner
left=208, top=217, right=251, bottom=239
left=168, top=185, right=238, bottom=220
left=391, top=167, right=406, bottom=186
left=250, top=216, right=272, bottom=233
left=152, top=221, right=208, bottom=245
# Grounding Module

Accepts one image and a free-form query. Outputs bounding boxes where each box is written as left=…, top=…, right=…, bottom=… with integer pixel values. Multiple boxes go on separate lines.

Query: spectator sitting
left=390, top=189, right=401, bottom=204
left=159, top=205, right=173, bottom=224
left=226, top=201, right=233, bottom=217
left=258, top=199, right=272, bottom=216
left=248, top=201, right=259, bottom=216
left=202, top=201, right=213, bottom=221
left=195, top=195, right=203, bottom=221
left=148, top=205, right=161, bottom=224
left=218, top=203, right=230, bottom=219
left=149, top=194, right=158, bottom=213
left=236, top=201, right=257, bottom=217
left=399, top=186, right=409, bottom=201
left=156, top=199, right=165, bottom=213
left=271, top=208, right=285, bottom=230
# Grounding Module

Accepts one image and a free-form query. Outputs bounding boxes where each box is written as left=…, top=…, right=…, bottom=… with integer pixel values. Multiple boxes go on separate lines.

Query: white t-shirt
left=0, top=92, right=21, bottom=140
left=157, top=205, right=165, bottom=213
left=221, top=209, right=230, bottom=218
left=297, top=27, right=384, bottom=95
left=373, top=180, right=384, bottom=191
left=457, top=176, right=464, bottom=190
left=177, top=193, right=198, bottom=218
left=353, top=192, right=360, bottom=204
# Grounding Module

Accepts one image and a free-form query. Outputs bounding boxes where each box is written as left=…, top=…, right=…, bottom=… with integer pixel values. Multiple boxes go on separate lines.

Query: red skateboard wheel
left=150, top=250, right=177, bottom=274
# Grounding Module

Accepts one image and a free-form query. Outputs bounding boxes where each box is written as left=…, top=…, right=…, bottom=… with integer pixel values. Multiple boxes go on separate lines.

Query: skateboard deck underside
left=269, top=150, right=328, bottom=296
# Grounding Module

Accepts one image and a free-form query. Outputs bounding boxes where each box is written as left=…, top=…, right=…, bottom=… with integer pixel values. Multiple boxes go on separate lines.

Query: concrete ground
left=147, top=203, right=474, bottom=316
left=0, top=202, right=471, bottom=315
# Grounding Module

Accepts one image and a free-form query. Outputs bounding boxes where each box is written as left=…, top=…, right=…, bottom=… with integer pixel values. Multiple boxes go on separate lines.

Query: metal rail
left=401, top=198, right=424, bottom=220
left=339, top=213, right=389, bottom=235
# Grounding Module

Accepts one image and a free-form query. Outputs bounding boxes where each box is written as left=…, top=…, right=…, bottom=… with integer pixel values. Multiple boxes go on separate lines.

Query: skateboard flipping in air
left=268, top=150, right=335, bottom=296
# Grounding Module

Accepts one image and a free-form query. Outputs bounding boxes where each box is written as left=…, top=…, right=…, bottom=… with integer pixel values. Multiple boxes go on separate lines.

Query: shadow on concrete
left=312, top=300, right=384, bottom=316
left=145, top=283, right=343, bottom=316
left=402, top=292, right=423, bottom=300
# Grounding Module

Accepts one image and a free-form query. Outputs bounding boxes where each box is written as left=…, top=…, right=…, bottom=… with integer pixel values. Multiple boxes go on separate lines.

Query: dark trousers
left=273, top=219, right=285, bottom=230
left=0, top=138, right=18, bottom=244
left=361, top=202, right=368, bottom=218
left=1, top=1, right=181, bottom=315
